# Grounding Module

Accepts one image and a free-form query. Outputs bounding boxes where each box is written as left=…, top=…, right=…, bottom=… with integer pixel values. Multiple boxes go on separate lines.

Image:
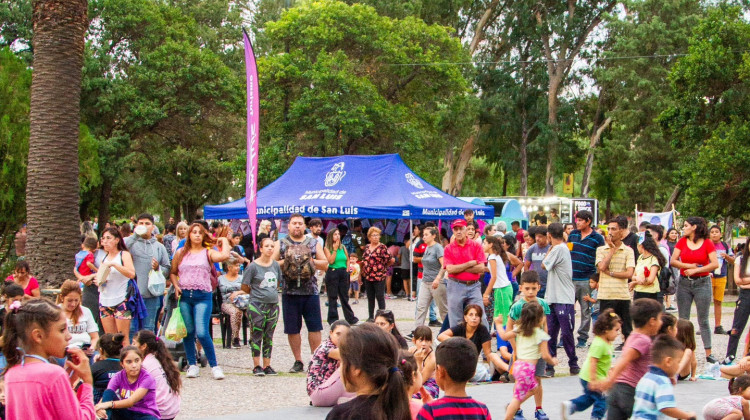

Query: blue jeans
left=130, top=296, right=162, bottom=336
left=446, top=279, right=488, bottom=330
left=179, top=289, right=218, bottom=367
left=570, top=378, right=607, bottom=418
left=101, top=389, right=159, bottom=420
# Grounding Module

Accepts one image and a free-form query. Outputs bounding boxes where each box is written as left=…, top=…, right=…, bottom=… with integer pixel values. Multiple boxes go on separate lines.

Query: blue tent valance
left=204, top=154, right=494, bottom=220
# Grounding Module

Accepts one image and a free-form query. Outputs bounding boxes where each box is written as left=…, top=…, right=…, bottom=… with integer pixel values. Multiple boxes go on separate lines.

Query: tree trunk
left=501, top=167, right=508, bottom=196
left=605, top=198, right=612, bottom=222
left=442, top=126, right=477, bottom=195
left=581, top=116, right=612, bottom=198
left=97, top=179, right=112, bottom=236
left=172, top=204, right=181, bottom=222
left=544, top=76, right=561, bottom=196
left=520, top=124, right=529, bottom=196
left=662, top=186, right=681, bottom=212
left=26, top=0, right=88, bottom=288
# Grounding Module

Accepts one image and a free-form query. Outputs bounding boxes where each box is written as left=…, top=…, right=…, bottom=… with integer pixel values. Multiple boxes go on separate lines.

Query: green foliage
left=257, top=0, right=474, bottom=186
left=0, top=0, right=32, bottom=58
left=0, top=47, right=30, bottom=261
left=662, top=5, right=750, bottom=219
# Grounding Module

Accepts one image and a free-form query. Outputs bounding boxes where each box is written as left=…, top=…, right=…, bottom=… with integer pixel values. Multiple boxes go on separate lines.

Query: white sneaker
left=561, top=401, right=574, bottom=420
left=186, top=365, right=200, bottom=378
left=212, top=366, right=225, bottom=380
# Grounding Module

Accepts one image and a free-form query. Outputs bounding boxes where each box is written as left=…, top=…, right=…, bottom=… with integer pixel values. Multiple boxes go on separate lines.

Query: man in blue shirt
left=566, top=210, right=605, bottom=347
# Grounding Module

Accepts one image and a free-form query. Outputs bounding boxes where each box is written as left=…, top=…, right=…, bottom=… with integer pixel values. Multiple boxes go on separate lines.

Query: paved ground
left=208, top=375, right=727, bottom=419
left=180, top=294, right=741, bottom=419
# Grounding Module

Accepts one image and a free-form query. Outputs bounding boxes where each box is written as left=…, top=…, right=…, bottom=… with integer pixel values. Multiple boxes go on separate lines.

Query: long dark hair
left=518, top=301, right=544, bottom=337
left=502, top=233, right=517, bottom=255
left=741, top=240, right=750, bottom=279
left=485, top=235, right=508, bottom=264
left=102, top=227, right=128, bottom=251
left=675, top=319, right=696, bottom=351
left=97, top=333, right=126, bottom=359
left=2, top=298, right=62, bottom=370
left=685, top=216, right=709, bottom=240
left=134, top=330, right=182, bottom=394
left=339, top=323, right=410, bottom=420
left=171, top=223, right=216, bottom=276
left=375, top=310, right=405, bottom=343
left=641, top=233, right=667, bottom=267
left=666, top=228, right=679, bottom=242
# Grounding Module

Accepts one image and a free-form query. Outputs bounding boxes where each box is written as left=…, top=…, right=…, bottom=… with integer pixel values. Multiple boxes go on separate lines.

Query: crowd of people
left=2, top=209, right=748, bottom=420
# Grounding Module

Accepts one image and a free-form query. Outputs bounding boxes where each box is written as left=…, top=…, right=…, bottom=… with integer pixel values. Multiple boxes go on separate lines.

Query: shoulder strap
left=205, top=248, right=212, bottom=264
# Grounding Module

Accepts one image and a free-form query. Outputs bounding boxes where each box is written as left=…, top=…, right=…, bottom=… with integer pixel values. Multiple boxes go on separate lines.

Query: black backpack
left=659, top=260, right=675, bottom=295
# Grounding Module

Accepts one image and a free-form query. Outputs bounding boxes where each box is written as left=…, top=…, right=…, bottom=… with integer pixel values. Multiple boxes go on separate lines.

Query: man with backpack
left=273, top=213, right=329, bottom=373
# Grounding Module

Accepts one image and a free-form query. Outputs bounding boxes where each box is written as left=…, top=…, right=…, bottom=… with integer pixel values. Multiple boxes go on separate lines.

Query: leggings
left=364, top=279, right=386, bottom=320
left=221, top=302, right=244, bottom=339
left=100, top=389, right=159, bottom=420
left=309, top=368, right=355, bottom=407
left=248, top=301, right=279, bottom=359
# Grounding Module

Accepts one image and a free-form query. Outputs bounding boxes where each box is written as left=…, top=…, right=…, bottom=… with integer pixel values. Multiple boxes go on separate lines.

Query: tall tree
left=532, top=0, right=617, bottom=195
left=26, top=0, right=87, bottom=286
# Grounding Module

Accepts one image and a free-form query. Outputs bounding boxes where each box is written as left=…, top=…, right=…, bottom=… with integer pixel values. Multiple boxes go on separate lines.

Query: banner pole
left=409, top=219, right=413, bottom=299
left=671, top=204, right=677, bottom=228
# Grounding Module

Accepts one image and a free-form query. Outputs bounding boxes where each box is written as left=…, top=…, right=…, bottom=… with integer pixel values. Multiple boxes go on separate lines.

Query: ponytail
left=133, top=329, right=182, bottom=394
left=2, top=299, right=62, bottom=371
left=339, top=323, right=410, bottom=420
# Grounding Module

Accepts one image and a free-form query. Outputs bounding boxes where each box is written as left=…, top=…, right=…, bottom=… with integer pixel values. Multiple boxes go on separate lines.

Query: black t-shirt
left=450, top=323, right=491, bottom=354
left=91, top=359, right=122, bottom=401
left=533, top=213, right=548, bottom=226
left=326, top=395, right=378, bottom=420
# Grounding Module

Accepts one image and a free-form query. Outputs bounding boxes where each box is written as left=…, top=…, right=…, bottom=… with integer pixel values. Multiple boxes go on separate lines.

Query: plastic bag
left=165, top=302, right=187, bottom=341
left=148, top=269, right=166, bottom=296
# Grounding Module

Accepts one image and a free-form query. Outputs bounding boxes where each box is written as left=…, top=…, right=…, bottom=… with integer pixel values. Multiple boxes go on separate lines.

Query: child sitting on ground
left=416, top=337, right=491, bottom=420
left=499, top=302, right=558, bottom=420
left=91, top=333, right=125, bottom=403
left=562, top=309, right=622, bottom=420
left=398, top=350, right=432, bottom=419
left=631, top=335, right=696, bottom=420
left=409, top=326, right=439, bottom=400
left=702, top=374, right=750, bottom=420
left=601, top=298, right=664, bottom=419
left=349, top=254, right=361, bottom=304
left=96, top=346, right=160, bottom=420
left=675, top=319, right=698, bottom=382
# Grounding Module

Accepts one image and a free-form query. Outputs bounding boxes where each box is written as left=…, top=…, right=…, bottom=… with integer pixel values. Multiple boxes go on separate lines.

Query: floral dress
left=306, top=339, right=340, bottom=396
left=362, top=244, right=390, bottom=282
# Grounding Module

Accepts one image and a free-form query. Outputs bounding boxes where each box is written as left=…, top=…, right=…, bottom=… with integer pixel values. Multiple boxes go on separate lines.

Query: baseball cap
left=451, top=219, right=467, bottom=229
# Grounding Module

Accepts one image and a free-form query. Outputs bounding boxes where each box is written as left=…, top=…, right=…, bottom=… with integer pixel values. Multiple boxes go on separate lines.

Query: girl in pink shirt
left=133, top=330, right=182, bottom=419
left=3, top=298, right=96, bottom=420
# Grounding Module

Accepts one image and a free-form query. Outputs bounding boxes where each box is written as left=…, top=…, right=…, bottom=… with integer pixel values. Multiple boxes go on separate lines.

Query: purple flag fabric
left=243, top=29, right=260, bottom=250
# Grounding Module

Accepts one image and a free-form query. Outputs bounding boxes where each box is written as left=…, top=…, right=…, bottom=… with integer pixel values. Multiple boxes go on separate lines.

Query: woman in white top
left=96, top=227, right=136, bottom=341
left=483, top=235, right=517, bottom=328
left=59, top=279, right=99, bottom=357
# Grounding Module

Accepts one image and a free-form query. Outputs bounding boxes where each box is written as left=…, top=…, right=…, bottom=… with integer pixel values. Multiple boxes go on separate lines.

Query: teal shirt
left=509, top=297, right=551, bottom=321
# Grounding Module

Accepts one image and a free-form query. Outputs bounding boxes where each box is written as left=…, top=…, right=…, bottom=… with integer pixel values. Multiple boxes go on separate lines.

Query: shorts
left=99, top=301, right=132, bottom=320
left=350, top=281, right=360, bottom=292
left=713, top=276, right=728, bottom=302
left=535, top=358, right=547, bottom=376
left=512, top=360, right=538, bottom=401
left=282, top=294, right=323, bottom=334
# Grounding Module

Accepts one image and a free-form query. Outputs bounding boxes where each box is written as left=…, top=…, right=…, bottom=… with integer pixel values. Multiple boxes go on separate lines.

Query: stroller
left=157, top=286, right=207, bottom=371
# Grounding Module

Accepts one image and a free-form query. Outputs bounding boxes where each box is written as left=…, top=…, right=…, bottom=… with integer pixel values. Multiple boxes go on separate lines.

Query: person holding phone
left=59, top=280, right=99, bottom=361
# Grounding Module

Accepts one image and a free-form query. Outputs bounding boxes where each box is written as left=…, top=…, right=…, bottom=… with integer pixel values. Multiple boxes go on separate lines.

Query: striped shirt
left=595, top=243, right=635, bottom=300
left=632, top=366, right=676, bottom=420
left=568, top=229, right=605, bottom=282
left=417, top=396, right=492, bottom=420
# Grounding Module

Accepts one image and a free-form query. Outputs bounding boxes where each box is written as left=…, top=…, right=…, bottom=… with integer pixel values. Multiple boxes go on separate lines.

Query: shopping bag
left=148, top=269, right=166, bottom=296
left=165, top=301, right=187, bottom=341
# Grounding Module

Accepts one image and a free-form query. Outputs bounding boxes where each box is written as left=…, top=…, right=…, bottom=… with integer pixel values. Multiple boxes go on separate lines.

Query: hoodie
left=124, top=234, right=170, bottom=298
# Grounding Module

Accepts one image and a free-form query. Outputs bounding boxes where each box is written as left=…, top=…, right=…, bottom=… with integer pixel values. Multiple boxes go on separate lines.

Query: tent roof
left=204, top=154, right=493, bottom=220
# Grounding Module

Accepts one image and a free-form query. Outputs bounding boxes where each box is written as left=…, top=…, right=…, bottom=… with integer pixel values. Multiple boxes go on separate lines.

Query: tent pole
left=409, top=219, right=413, bottom=299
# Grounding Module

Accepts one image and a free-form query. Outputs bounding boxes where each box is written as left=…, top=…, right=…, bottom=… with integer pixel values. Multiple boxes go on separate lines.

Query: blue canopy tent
left=204, top=154, right=493, bottom=220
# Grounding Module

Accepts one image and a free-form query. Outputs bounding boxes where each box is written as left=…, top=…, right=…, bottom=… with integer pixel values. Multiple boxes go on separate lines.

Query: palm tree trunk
left=26, top=0, right=88, bottom=287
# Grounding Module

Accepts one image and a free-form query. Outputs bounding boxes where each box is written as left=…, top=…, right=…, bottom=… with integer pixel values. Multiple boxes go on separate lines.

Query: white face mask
left=134, top=225, right=149, bottom=237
